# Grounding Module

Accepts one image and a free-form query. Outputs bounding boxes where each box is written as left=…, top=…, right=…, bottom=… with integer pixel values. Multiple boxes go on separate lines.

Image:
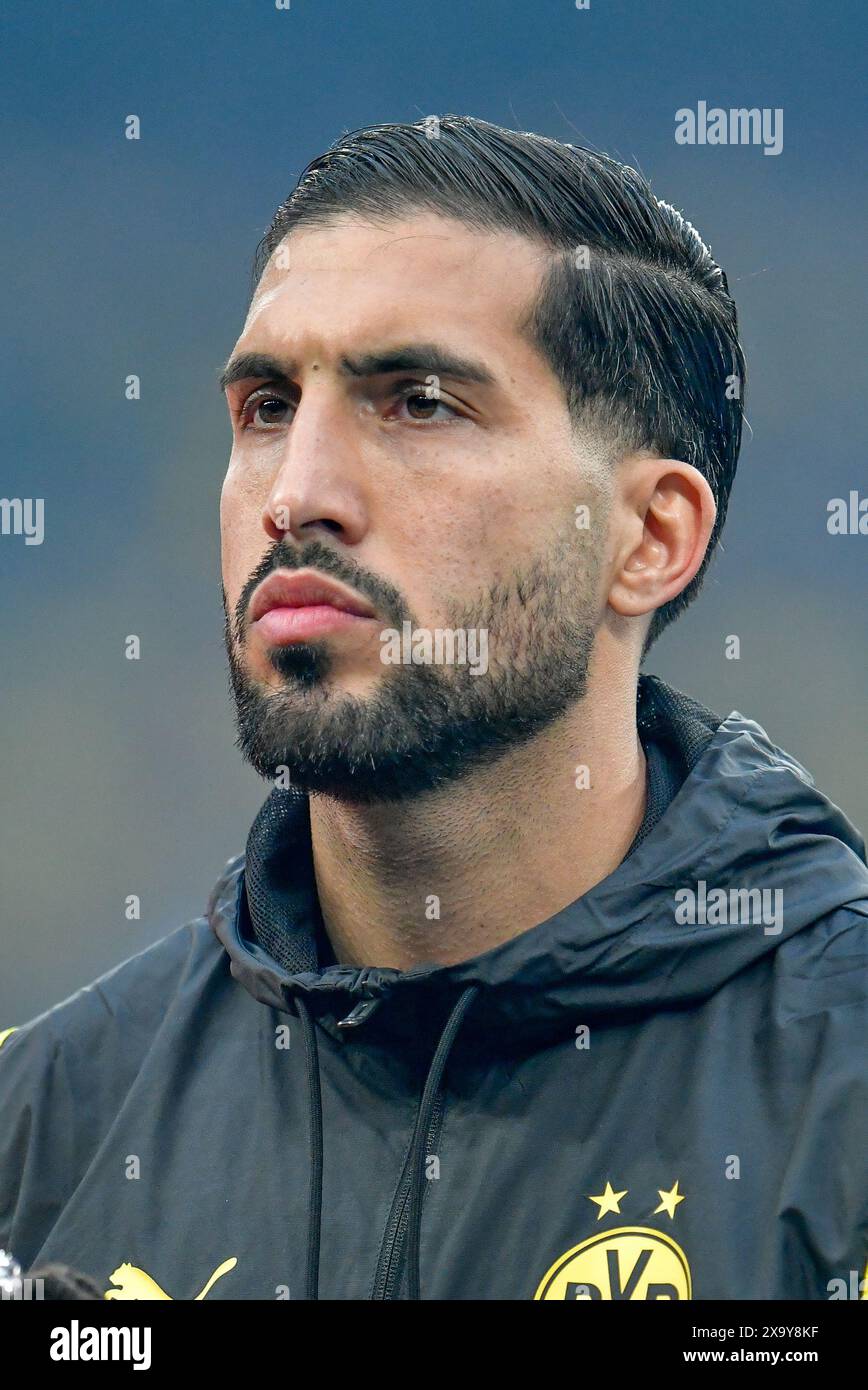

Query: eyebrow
left=218, top=343, right=497, bottom=394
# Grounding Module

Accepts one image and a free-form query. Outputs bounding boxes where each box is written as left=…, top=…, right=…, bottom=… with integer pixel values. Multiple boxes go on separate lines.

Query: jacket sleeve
left=0, top=1016, right=79, bottom=1269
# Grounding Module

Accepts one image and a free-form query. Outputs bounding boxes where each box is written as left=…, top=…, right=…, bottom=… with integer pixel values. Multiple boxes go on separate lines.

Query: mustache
left=227, top=538, right=412, bottom=644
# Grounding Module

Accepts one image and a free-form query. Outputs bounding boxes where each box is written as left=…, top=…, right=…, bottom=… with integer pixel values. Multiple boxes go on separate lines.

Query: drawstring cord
left=295, top=983, right=479, bottom=1301
left=406, top=985, right=479, bottom=1300
left=295, top=997, right=323, bottom=1301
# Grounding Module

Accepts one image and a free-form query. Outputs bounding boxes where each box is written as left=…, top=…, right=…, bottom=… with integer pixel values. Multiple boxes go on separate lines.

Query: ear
left=607, top=457, right=717, bottom=621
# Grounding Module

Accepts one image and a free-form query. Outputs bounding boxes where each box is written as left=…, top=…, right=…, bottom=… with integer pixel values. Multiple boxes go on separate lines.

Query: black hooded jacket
left=2, top=676, right=866, bottom=1300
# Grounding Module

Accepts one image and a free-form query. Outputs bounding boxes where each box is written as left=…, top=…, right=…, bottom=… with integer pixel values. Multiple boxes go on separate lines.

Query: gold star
left=654, top=1180, right=686, bottom=1219
left=588, top=1181, right=628, bottom=1220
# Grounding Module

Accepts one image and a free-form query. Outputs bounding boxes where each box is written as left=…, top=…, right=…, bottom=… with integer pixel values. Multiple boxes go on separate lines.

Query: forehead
left=240, top=212, right=553, bottom=365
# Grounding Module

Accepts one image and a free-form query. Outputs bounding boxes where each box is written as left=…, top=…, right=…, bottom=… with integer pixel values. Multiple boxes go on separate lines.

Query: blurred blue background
left=2, top=0, right=865, bottom=1022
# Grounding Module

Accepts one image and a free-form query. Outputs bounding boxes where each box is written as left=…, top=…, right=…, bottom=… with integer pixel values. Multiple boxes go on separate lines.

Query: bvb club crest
left=535, top=1180, right=691, bottom=1300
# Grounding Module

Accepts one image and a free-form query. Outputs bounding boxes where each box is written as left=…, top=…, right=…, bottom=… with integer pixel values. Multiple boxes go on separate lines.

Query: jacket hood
left=209, top=675, right=868, bottom=1041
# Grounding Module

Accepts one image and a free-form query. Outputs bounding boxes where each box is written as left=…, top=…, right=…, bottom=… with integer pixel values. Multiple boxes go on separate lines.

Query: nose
left=261, top=392, right=370, bottom=547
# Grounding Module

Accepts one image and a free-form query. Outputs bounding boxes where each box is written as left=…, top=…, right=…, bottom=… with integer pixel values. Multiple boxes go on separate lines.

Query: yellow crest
left=535, top=1227, right=691, bottom=1300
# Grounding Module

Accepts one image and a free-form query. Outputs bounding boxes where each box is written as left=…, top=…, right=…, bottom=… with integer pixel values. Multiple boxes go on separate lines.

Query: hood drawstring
left=294, top=985, right=478, bottom=1301
left=295, top=998, right=323, bottom=1301
left=406, top=985, right=479, bottom=1300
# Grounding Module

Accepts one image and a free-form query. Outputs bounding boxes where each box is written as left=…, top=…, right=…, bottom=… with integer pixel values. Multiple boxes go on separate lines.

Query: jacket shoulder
left=773, top=902, right=868, bottom=1025
left=0, top=917, right=221, bottom=1068
left=0, top=917, right=226, bottom=1257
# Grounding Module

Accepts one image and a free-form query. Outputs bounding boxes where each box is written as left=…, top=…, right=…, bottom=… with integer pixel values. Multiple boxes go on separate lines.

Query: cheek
left=446, top=479, right=551, bottom=572
left=219, top=470, right=262, bottom=606
left=219, top=467, right=242, bottom=538
left=385, top=485, right=533, bottom=620
left=391, top=432, right=564, bottom=594
left=219, top=476, right=239, bottom=576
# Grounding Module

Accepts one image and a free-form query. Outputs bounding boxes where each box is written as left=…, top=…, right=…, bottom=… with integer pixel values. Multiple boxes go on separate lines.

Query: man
left=1, top=116, right=865, bottom=1301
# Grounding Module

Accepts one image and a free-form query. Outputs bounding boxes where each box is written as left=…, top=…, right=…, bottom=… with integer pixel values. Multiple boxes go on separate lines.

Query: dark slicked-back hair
left=252, top=116, right=745, bottom=653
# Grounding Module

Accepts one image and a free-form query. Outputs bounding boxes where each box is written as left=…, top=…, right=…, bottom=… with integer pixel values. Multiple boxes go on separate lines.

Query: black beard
left=224, top=537, right=599, bottom=805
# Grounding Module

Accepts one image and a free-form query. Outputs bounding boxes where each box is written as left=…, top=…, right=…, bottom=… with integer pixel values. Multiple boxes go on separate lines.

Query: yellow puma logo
left=0, top=1027, right=18, bottom=1049
left=104, top=1257, right=237, bottom=1300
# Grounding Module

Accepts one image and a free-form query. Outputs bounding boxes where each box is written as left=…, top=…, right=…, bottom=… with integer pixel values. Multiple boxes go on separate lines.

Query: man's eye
left=394, top=388, right=457, bottom=422
left=240, top=394, right=290, bottom=429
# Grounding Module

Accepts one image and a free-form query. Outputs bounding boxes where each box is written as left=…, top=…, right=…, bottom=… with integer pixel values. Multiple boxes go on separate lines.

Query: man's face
left=220, top=211, right=613, bottom=801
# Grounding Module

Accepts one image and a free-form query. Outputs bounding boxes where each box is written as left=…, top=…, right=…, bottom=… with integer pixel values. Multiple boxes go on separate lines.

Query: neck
left=309, top=666, right=646, bottom=970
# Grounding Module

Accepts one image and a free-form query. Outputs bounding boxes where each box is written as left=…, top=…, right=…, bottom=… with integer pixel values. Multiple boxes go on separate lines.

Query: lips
left=247, top=568, right=378, bottom=646
left=249, top=569, right=377, bottom=624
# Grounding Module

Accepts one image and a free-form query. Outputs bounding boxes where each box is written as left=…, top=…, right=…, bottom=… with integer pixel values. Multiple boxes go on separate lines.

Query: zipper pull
left=337, top=998, right=382, bottom=1030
